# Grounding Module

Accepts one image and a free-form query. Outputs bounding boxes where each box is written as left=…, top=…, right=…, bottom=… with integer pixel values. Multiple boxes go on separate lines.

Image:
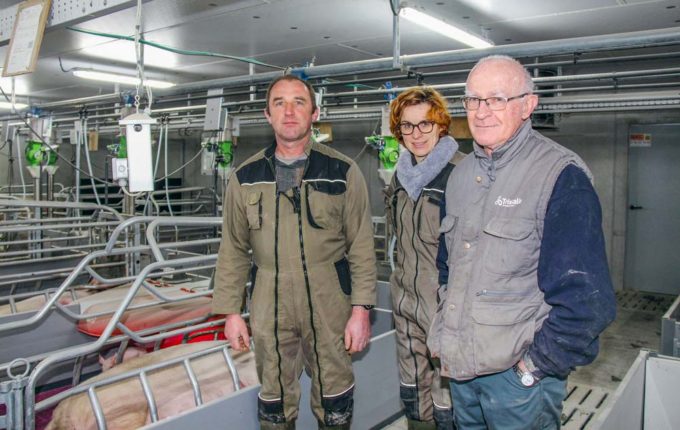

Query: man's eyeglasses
left=399, top=120, right=435, bottom=135
left=462, top=93, right=529, bottom=111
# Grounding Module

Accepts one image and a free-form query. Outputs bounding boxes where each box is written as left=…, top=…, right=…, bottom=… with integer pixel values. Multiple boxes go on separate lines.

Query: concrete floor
left=376, top=289, right=675, bottom=430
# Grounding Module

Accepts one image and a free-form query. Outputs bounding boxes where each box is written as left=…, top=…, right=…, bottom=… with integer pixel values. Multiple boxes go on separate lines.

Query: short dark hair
left=265, top=74, right=317, bottom=114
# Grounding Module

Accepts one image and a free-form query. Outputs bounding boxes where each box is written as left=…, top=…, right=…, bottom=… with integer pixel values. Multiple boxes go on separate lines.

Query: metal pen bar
left=0, top=260, right=125, bottom=288
left=104, top=216, right=158, bottom=254
left=139, top=371, right=160, bottom=423
left=0, top=252, right=90, bottom=271
left=0, top=242, right=106, bottom=258
left=221, top=348, right=241, bottom=392
left=25, top=256, right=190, bottom=428
left=0, top=216, right=93, bottom=226
left=0, top=244, right=149, bottom=334
left=87, top=387, right=108, bottom=430
left=183, top=359, right=203, bottom=407
left=146, top=186, right=208, bottom=196
left=0, top=221, right=118, bottom=234
left=145, top=217, right=221, bottom=262
left=0, top=199, right=122, bottom=221
left=53, top=289, right=205, bottom=321
left=33, top=342, right=238, bottom=417
left=53, top=277, right=214, bottom=322
left=0, top=315, right=219, bottom=378
left=0, top=234, right=89, bottom=247
left=114, top=317, right=225, bottom=345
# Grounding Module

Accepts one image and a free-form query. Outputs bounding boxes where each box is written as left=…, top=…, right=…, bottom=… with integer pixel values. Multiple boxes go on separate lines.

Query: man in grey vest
left=428, top=55, right=616, bottom=429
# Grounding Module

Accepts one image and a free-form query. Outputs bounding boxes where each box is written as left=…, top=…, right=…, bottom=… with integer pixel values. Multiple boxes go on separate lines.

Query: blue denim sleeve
left=528, top=164, right=617, bottom=379
left=436, top=192, right=449, bottom=286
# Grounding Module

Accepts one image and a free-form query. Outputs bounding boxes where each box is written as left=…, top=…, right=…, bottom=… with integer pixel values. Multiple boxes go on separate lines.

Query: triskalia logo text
left=494, top=196, right=522, bottom=207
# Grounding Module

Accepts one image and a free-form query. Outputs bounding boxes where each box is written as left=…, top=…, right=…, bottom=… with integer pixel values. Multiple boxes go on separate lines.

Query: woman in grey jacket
left=385, top=87, right=460, bottom=430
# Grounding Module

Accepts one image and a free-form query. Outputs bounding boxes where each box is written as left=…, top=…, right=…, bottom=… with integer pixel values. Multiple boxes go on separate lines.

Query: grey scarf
left=396, top=135, right=459, bottom=200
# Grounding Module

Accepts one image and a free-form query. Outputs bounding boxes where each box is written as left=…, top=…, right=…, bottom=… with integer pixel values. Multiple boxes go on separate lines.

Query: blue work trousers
left=449, top=368, right=567, bottom=430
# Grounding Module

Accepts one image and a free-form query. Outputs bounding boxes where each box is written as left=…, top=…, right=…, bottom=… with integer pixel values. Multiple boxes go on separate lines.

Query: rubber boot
left=407, top=419, right=437, bottom=430
left=260, top=419, right=296, bottom=430
left=317, top=420, right=351, bottom=430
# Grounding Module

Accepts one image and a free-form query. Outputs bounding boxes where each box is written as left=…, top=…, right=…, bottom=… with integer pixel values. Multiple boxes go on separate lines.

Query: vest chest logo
left=494, top=196, right=523, bottom=208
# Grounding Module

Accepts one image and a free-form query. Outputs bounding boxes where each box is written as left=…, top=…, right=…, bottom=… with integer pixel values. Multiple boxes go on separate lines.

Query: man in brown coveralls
left=212, top=74, right=377, bottom=429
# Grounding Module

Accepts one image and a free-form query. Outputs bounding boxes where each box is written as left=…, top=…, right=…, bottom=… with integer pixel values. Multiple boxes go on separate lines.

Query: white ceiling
left=0, top=0, right=679, bottom=102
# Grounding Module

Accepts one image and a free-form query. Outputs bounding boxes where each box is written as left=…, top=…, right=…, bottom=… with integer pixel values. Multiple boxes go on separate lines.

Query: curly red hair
left=389, top=86, right=451, bottom=142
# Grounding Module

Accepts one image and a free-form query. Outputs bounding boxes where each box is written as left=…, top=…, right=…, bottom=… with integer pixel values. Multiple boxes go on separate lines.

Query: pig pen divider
left=21, top=252, right=228, bottom=429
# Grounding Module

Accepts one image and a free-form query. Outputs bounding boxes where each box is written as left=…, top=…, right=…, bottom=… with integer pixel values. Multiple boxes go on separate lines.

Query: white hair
left=466, top=55, right=535, bottom=94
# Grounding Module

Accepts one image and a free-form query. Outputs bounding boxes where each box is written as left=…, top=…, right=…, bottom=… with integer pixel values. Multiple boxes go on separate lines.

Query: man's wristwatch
left=513, top=363, right=539, bottom=387
left=353, top=304, right=374, bottom=310
left=513, top=351, right=541, bottom=387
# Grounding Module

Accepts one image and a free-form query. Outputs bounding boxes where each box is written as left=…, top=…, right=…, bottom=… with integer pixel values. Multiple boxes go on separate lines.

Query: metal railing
left=0, top=216, right=237, bottom=429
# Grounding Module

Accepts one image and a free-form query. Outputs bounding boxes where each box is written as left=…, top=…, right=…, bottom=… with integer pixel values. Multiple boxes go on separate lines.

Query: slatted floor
left=615, top=289, right=676, bottom=313
left=561, top=383, right=611, bottom=429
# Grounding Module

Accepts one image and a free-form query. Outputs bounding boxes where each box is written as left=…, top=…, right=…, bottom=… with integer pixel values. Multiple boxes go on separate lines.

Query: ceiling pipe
left=322, top=66, right=680, bottom=98
left=164, top=27, right=680, bottom=94
left=18, top=70, right=677, bottom=124
left=34, top=93, right=120, bottom=109
left=14, top=85, right=680, bottom=132
left=27, top=28, right=680, bottom=111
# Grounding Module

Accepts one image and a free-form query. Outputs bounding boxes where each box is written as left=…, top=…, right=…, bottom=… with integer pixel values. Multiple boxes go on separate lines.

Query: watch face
left=521, top=373, right=535, bottom=387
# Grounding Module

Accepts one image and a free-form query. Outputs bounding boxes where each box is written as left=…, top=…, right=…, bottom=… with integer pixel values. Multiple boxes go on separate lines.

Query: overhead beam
left=165, top=27, right=680, bottom=94
left=0, top=0, right=144, bottom=45
left=28, top=26, right=680, bottom=110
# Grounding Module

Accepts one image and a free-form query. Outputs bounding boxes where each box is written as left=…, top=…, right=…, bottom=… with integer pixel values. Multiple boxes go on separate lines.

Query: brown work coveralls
left=213, top=141, right=376, bottom=427
left=385, top=155, right=459, bottom=428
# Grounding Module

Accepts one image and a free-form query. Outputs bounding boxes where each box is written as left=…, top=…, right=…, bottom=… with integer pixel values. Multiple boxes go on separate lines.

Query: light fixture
left=73, top=70, right=175, bottom=89
left=0, top=101, right=28, bottom=110
left=399, top=7, right=493, bottom=49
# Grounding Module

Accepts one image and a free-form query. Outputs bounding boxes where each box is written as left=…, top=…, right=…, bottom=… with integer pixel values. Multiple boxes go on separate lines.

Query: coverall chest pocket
left=418, top=196, right=443, bottom=245
left=305, top=182, right=345, bottom=229
left=482, top=217, right=538, bottom=275
left=246, top=191, right=262, bottom=230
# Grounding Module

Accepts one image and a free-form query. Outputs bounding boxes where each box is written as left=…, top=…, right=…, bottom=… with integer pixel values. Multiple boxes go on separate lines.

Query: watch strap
left=512, top=362, right=538, bottom=387
left=522, top=351, right=540, bottom=374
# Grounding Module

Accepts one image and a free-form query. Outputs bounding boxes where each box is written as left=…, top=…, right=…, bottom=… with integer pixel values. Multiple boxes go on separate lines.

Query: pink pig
left=46, top=341, right=258, bottom=430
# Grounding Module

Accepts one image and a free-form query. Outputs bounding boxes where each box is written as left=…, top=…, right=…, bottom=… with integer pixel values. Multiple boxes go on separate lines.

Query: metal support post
left=0, top=359, right=30, bottom=430
left=392, top=1, right=401, bottom=70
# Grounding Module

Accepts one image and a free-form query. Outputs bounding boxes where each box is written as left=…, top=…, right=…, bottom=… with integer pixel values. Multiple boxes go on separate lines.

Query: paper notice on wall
left=3, top=0, right=52, bottom=77
left=88, top=131, right=99, bottom=151
left=629, top=133, right=652, bottom=148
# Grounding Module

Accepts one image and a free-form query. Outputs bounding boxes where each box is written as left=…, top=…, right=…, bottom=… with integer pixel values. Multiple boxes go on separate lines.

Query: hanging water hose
left=164, top=120, right=173, bottom=217
left=81, top=118, right=102, bottom=205
left=14, top=128, right=26, bottom=198
left=66, top=27, right=283, bottom=70
left=142, top=120, right=166, bottom=215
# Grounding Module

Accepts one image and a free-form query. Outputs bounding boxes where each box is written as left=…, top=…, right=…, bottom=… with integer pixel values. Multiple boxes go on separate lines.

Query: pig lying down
left=0, top=279, right=209, bottom=317
left=46, top=341, right=258, bottom=430
left=0, top=287, right=96, bottom=316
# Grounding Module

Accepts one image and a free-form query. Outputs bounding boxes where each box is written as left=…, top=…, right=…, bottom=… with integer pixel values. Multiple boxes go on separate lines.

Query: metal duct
left=166, top=27, right=680, bottom=94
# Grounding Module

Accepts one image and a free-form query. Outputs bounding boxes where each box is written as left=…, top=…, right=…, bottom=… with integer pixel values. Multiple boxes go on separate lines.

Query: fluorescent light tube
left=73, top=70, right=175, bottom=89
left=0, top=101, right=28, bottom=109
left=400, top=7, right=493, bottom=49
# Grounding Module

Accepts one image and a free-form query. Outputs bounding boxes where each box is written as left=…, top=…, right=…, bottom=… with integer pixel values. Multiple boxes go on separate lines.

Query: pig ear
left=98, top=351, right=118, bottom=371
left=98, top=354, right=111, bottom=371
